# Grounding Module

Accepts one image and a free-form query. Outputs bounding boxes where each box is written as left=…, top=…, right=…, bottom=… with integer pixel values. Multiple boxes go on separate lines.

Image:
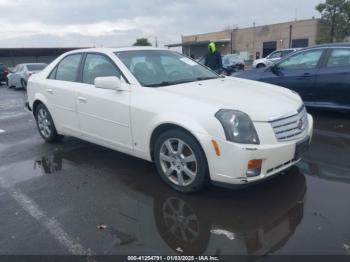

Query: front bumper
left=196, top=114, right=313, bottom=185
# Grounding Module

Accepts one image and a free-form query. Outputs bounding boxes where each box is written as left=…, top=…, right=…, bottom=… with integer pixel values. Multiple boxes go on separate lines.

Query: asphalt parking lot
left=0, top=86, right=349, bottom=256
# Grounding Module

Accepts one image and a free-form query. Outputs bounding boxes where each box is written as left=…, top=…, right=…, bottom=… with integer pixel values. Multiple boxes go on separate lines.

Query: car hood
left=254, top=58, right=268, bottom=64
left=233, top=68, right=266, bottom=80
left=160, top=77, right=303, bottom=122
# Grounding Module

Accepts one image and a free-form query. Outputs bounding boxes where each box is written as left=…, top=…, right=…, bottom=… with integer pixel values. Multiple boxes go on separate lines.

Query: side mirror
left=94, top=76, right=123, bottom=91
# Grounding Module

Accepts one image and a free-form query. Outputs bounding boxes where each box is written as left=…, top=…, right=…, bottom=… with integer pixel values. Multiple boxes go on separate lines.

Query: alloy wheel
left=159, top=138, right=198, bottom=186
left=37, top=108, right=52, bottom=138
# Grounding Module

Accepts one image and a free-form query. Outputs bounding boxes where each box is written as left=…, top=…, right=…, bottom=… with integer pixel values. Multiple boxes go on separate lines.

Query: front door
left=260, top=49, right=324, bottom=102
left=76, top=53, right=133, bottom=153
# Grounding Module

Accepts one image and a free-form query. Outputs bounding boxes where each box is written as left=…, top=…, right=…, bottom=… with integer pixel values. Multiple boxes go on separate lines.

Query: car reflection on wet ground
left=0, top=87, right=349, bottom=256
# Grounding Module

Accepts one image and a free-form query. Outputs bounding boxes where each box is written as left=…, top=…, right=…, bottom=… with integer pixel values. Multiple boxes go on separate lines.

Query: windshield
left=115, top=50, right=219, bottom=87
left=27, top=64, right=47, bottom=71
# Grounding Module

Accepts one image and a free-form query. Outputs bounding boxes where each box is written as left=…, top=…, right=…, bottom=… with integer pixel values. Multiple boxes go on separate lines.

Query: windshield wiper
left=145, top=81, right=179, bottom=87
left=195, top=76, right=219, bottom=81
left=145, top=79, right=195, bottom=87
left=145, top=77, right=219, bottom=87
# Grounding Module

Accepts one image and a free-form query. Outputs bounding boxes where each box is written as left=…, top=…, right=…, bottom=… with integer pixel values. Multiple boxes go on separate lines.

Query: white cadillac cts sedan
left=27, top=47, right=313, bottom=192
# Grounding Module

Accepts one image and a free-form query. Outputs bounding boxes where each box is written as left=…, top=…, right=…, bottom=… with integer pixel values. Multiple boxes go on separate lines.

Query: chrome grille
left=271, top=106, right=308, bottom=142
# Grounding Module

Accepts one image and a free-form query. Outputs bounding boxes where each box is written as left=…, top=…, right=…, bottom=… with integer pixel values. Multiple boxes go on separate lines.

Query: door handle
left=297, top=73, right=312, bottom=80
left=77, top=96, right=87, bottom=103
left=47, top=89, right=54, bottom=94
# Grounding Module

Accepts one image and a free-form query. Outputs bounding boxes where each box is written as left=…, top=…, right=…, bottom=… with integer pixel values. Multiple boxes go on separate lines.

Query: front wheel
left=35, top=104, right=63, bottom=143
left=154, top=130, right=209, bottom=193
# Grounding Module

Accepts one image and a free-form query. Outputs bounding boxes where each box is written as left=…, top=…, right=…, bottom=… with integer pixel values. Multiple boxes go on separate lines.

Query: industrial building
left=0, top=47, right=87, bottom=68
left=168, top=18, right=325, bottom=61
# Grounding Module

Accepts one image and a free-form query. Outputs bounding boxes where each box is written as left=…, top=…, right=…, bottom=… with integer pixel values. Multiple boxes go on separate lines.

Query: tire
left=21, top=79, right=27, bottom=90
left=35, top=103, right=63, bottom=143
left=154, top=129, right=209, bottom=193
left=256, top=64, right=266, bottom=68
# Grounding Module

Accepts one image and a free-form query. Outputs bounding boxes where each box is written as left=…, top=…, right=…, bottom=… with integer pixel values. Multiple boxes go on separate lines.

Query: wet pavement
left=0, top=86, right=349, bottom=256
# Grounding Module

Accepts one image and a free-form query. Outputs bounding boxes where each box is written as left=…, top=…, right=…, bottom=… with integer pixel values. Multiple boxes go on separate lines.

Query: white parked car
left=7, top=63, right=47, bottom=89
left=253, top=48, right=300, bottom=68
left=27, top=47, right=313, bottom=192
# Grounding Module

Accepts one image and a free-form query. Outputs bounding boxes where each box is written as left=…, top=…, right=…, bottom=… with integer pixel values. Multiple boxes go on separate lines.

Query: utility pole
left=253, top=21, right=256, bottom=59
left=289, top=25, right=293, bottom=48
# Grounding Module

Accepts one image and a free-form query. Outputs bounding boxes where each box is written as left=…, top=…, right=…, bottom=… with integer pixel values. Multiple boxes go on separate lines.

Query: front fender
left=133, top=112, right=212, bottom=161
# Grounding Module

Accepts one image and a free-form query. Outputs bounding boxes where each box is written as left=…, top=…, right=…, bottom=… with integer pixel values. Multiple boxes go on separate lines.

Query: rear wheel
left=35, top=103, right=63, bottom=143
left=154, top=130, right=209, bottom=193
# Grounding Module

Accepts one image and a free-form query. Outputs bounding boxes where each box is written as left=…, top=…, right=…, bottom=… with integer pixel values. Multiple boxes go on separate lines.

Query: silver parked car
left=252, top=48, right=301, bottom=68
left=7, top=63, right=47, bottom=89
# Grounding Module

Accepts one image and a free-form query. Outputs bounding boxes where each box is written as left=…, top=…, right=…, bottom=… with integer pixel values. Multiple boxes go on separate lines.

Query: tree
left=133, top=38, right=152, bottom=46
left=316, top=0, right=350, bottom=43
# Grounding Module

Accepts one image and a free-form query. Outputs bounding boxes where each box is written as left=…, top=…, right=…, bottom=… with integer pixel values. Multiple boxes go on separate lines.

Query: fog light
left=247, top=159, right=262, bottom=177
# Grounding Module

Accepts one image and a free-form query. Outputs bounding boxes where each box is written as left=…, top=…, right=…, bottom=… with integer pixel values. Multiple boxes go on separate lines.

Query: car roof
left=300, top=42, right=350, bottom=52
left=20, top=63, right=47, bottom=66
left=274, top=48, right=299, bottom=52
left=314, top=42, right=350, bottom=48
left=65, top=46, right=169, bottom=55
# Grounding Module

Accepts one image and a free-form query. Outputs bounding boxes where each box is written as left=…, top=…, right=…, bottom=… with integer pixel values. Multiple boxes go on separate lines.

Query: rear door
left=314, top=47, right=350, bottom=110
left=45, top=53, right=83, bottom=136
left=260, top=49, right=325, bottom=102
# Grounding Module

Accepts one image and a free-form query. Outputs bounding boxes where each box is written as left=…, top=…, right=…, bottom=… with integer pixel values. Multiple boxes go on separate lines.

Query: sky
left=0, top=0, right=322, bottom=48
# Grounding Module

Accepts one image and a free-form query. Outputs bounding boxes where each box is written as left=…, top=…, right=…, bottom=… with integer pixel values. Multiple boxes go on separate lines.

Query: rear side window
left=269, top=51, right=282, bottom=59
left=54, top=54, right=82, bottom=82
left=281, top=50, right=294, bottom=57
left=327, top=49, right=350, bottom=68
left=82, top=54, right=121, bottom=85
left=27, top=64, right=47, bottom=71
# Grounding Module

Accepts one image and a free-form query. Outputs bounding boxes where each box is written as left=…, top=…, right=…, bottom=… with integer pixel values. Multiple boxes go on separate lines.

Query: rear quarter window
left=327, top=49, right=350, bottom=68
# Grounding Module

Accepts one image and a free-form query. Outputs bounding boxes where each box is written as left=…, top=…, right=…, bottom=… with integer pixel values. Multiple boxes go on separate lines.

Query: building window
left=292, top=39, right=309, bottom=48
left=263, top=41, right=277, bottom=58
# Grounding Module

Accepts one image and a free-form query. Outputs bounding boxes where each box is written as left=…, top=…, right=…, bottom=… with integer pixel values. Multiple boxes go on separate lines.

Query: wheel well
left=149, top=123, right=205, bottom=162
left=257, top=63, right=265, bottom=68
left=32, top=100, right=43, bottom=116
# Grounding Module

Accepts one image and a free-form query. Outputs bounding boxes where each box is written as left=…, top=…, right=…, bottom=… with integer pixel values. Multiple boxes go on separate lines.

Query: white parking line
left=0, top=129, right=5, bottom=134
left=0, top=177, right=88, bottom=255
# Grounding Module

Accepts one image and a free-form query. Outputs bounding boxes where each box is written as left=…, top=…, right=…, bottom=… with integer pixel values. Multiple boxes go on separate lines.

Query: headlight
left=215, top=110, right=260, bottom=144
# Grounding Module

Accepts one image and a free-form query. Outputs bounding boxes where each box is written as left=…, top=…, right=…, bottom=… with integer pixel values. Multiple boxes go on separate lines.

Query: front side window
left=55, top=54, right=82, bottom=82
left=326, top=48, right=350, bottom=68
left=115, top=50, right=219, bottom=87
left=278, top=50, right=323, bottom=70
left=82, top=54, right=121, bottom=85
